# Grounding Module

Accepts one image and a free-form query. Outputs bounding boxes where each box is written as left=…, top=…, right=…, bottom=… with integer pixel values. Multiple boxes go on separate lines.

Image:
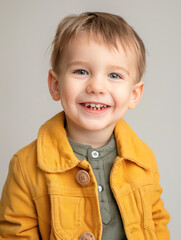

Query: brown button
left=79, top=232, right=95, bottom=240
left=76, top=170, right=90, bottom=185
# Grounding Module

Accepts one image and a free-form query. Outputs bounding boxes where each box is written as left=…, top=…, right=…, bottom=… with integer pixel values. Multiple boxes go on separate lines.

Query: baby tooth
left=96, top=104, right=101, bottom=107
left=90, top=104, right=95, bottom=107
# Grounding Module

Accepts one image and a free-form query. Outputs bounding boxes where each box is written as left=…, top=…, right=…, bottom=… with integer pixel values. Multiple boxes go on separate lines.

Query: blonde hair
left=50, top=11, right=146, bottom=83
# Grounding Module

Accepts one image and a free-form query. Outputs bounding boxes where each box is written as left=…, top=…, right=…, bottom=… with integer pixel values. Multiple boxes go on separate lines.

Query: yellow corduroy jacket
left=0, top=111, right=171, bottom=240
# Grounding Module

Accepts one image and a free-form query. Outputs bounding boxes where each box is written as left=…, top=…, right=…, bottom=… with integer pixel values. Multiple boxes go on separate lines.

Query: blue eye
left=73, top=70, right=123, bottom=79
left=74, top=69, right=88, bottom=75
left=109, top=73, right=122, bottom=79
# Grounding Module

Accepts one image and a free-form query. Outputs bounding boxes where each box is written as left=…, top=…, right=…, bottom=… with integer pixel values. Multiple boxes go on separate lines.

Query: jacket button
left=76, top=170, right=90, bottom=185
left=79, top=232, right=95, bottom=240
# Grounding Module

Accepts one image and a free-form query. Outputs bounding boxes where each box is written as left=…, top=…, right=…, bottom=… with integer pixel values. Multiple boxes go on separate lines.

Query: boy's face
left=48, top=31, right=144, bottom=134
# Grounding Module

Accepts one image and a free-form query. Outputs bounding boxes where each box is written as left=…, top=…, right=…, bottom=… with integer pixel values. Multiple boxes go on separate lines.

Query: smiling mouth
left=80, top=102, right=110, bottom=110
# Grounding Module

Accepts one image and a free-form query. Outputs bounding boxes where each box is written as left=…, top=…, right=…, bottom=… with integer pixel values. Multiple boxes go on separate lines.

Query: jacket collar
left=37, top=111, right=152, bottom=173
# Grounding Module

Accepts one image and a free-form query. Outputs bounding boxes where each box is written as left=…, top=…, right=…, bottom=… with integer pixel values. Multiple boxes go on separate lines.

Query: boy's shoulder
left=14, top=139, right=37, bottom=158
left=13, top=112, right=63, bottom=163
left=115, top=118, right=158, bottom=172
left=12, top=139, right=38, bottom=176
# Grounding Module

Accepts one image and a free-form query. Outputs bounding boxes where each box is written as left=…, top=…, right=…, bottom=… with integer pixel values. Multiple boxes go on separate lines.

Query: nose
left=86, top=77, right=107, bottom=94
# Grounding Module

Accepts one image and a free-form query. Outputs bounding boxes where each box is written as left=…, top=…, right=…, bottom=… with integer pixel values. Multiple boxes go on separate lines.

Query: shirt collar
left=37, top=111, right=152, bottom=173
left=67, top=133, right=116, bottom=159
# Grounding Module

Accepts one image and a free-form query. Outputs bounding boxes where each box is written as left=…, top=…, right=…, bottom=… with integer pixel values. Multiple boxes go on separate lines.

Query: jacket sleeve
left=152, top=156, right=171, bottom=240
left=0, top=155, right=41, bottom=239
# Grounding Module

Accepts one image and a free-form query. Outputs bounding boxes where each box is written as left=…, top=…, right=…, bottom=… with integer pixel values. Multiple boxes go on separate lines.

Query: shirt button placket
left=90, top=150, right=104, bottom=194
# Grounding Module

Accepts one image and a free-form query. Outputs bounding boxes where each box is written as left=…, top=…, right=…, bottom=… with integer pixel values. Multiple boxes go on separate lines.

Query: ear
left=128, top=81, right=144, bottom=109
left=48, top=69, right=60, bottom=101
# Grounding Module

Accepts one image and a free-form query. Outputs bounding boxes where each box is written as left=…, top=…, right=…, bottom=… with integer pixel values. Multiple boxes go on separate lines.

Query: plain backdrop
left=0, top=0, right=180, bottom=239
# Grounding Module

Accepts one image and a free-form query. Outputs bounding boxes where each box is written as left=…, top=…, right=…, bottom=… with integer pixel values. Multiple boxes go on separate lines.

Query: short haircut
left=50, top=11, right=146, bottom=83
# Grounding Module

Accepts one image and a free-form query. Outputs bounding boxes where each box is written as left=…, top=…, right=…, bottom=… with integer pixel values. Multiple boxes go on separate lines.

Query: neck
left=65, top=117, right=115, bottom=148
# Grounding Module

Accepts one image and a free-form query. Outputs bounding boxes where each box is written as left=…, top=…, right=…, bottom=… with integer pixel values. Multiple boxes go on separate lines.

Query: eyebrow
left=67, top=61, right=129, bottom=76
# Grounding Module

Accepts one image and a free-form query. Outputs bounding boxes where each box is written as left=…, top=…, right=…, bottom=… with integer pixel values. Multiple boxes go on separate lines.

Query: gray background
left=0, top=0, right=180, bottom=238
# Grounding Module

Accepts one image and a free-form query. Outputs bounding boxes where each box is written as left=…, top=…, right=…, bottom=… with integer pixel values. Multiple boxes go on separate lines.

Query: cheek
left=114, top=88, right=131, bottom=106
left=60, top=80, right=79, bottom=104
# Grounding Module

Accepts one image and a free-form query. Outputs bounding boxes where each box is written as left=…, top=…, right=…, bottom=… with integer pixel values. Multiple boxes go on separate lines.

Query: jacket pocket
left=139, top=184, right=155, bottom=232
left=50, top=194, right=84, bottom=240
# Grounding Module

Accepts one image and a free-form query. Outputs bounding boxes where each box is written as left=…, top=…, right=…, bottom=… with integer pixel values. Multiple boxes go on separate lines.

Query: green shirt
left=68, top=133, right=127, bottom=240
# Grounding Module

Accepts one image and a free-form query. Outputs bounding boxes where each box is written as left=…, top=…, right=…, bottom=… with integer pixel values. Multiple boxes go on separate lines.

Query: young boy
left=0, top=11, right=170, bottom=240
